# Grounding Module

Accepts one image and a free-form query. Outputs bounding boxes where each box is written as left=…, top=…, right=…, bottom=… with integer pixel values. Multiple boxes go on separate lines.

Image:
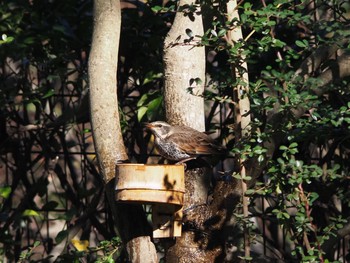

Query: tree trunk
left=163, top=0, right=220, bottom=261
left=227, top=1, right=252, bottom=260
left=163, top=1, right=255, bottom=261
left=88, top=1, right=157, bottom=262
left=163, top=0, right=205, bottom=130
left=89, top=2, right=128, bottom=180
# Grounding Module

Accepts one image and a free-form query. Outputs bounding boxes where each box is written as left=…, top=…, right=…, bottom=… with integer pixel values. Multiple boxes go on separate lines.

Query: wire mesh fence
left=0, top=66, right=113, bottom=261
left=1, top=88, right=349, bottom=262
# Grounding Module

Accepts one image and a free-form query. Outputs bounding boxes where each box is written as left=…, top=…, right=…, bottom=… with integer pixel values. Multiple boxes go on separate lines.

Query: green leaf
left=151, top=5, right=163, bottom=12
left=289, top=142, right=298, bottom=148
left=295, top=40, right=308, bottom=48
left=33, top=241, right=41, bottom=247
left=258, top=155, right=264, bottom=162
left=146, top=97, right=162, bottom=120
left=24, top=37, right=35, bottom=45
left=22, top=209, right=40, bottom=217
left=0, top=186, right=11, bottom=199
left=272, top=38, right=286, bottom=48
left=137, top=106, right=148, bottom=122
left=185, top=28, right=193, bottom=38
left=232, top=172, right=241, bottom=179
left=189, top=77, right=203, bottom=87
left=55, top=230, right=69, bottom=244
left=147, top=97, right=162, bottom=111
left=217, top=29, right=226, bottom=37
left=42, top=89, right=55, bottom=99
left=0, top=34, right=14, bottom=45
left=279, top=145, right=288, bottom=150
left=142, top=72, right=163, bottom=85
left=42, top=201, right=59, bottom=210
left=245, top=189, right=255, bottom=195
left=283, top=212, right=290, bottom=219
left=137, top=93, right=149, bottom=107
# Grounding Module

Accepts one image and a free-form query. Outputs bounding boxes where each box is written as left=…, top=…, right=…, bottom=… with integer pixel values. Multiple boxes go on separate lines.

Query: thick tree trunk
left=163, top=0, right=215, bottom=261
left=163, top=0, right=205, bottom=130
left=88, top=1, right=157, bottom=262
left=163, top=1, right=255, bottom=261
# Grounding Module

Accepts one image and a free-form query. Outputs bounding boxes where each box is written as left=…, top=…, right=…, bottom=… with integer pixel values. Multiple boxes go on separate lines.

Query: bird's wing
left=167, top=130, right=226, bottom=155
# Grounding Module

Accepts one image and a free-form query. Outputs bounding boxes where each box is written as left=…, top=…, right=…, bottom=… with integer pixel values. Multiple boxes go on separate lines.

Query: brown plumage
left=144, top=121, right=226, bottom=163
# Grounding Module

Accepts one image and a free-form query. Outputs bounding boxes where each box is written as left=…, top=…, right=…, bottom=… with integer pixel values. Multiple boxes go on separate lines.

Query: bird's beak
left=142, top=122, right=153, bottom=131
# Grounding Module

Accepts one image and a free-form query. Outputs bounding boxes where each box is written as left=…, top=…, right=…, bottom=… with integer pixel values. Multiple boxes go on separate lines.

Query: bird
left=144, top=121, right=227, bottom=164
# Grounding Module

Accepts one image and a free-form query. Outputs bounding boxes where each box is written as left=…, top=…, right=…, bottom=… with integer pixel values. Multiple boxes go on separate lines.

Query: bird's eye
left=156, top=124, right=162, bottom=127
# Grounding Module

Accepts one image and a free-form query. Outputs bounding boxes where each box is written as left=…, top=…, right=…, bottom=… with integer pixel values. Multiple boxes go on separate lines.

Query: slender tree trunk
left=227, top=1, right=252, bottom=260
left=89, top=2, right=128, bottom=178
left=88, top=1, right=157, bottom=262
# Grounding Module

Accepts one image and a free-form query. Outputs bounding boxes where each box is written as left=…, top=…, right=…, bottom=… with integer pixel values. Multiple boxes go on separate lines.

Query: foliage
left=0, top=0, right=105, bottom=261
left=18, top=241, right=41, bottom=263
left=0, top=0, right=350, bottom=262
left=55, top=237, right=122, bottom=263
left=198, top=0, right=350, bottom=261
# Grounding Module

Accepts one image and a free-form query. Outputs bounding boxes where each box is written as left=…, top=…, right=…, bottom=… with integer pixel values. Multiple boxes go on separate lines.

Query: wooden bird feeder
left=115, top=164, right=185, bottom=238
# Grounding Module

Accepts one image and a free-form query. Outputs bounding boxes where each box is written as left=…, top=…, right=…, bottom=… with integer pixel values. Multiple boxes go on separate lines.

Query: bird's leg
left=175, top=157, right=196, bottom=165
left=175, top=157, right=197, bottom=170
left=157, top=157, right=166, bottom=164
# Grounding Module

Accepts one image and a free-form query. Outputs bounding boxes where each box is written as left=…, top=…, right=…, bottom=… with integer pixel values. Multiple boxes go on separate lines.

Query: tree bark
left=88, top=1, right=157, bottom=262
left=227, top=1, right=252, bottom=260
left=163, top=1, right=254, bottom=261
left=163, top=0, right=205, bottom=130
left=88, top=0, right=128, bottom=179
left=163, top=0, right=215, bottom=261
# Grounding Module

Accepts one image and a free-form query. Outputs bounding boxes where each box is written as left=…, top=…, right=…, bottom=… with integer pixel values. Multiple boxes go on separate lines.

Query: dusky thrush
left=144, top=121, right=226, bottom=163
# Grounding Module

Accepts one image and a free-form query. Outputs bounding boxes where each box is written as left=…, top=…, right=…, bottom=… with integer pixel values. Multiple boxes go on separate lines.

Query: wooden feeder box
left=115, top=164, right=185, bottom=238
